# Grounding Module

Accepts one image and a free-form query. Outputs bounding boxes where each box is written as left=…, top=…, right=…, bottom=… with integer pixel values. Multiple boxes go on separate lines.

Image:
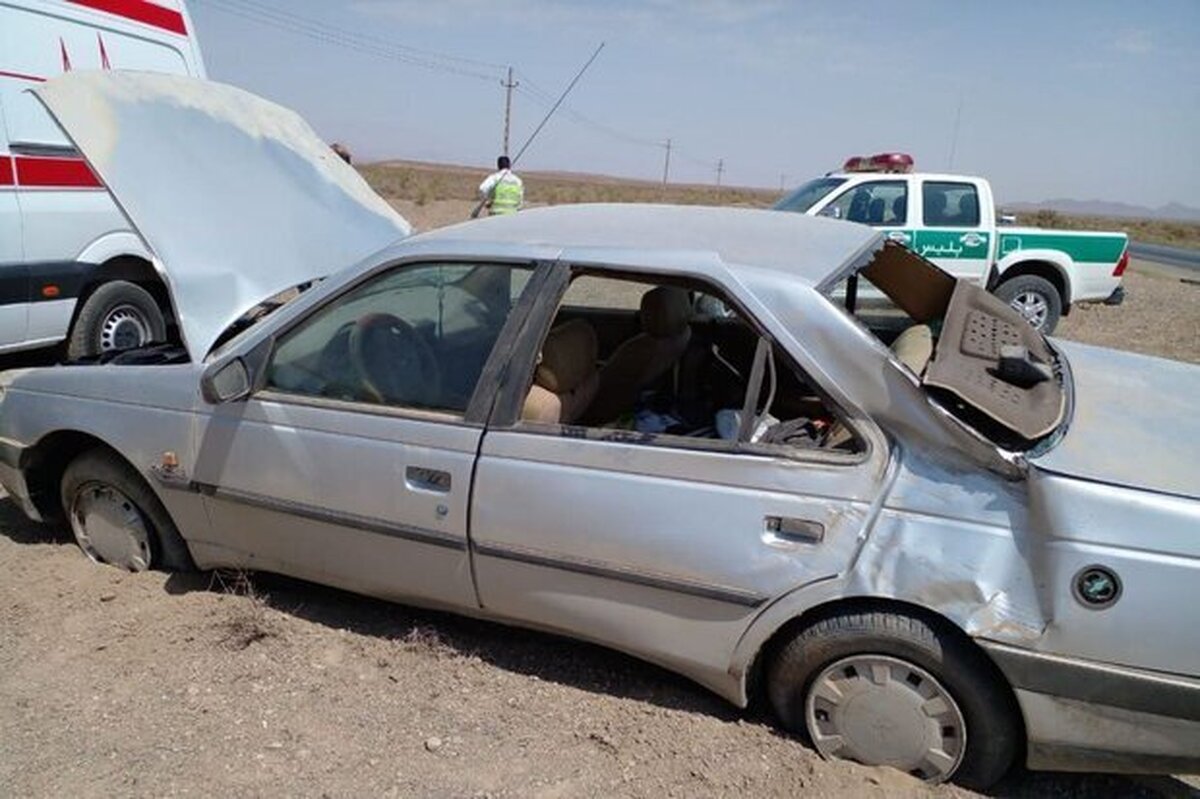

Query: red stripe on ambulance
left=66, top=0, right=187, bottom=36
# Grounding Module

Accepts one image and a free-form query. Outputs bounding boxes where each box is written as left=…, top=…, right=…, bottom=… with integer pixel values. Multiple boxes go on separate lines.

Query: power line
left=516, top=71, right=724, bottom=178
left=195, top=0, right=739, bottom=184
left=194, top=0, right=505, bottom=82
left=200, top=0, right=508, bottom=71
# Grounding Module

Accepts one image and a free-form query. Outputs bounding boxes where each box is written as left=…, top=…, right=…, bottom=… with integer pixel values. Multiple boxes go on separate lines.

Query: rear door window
left=922, top=182, right=981, bottom=227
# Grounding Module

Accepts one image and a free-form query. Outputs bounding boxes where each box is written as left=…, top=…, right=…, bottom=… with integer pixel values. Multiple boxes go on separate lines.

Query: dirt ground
left=2, top=203, right=1199, bottom=797
left=3, top=511, right=1197, bottom=799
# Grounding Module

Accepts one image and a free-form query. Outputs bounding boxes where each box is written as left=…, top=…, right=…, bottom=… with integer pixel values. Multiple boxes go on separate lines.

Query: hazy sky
left=189, top=0, right=1200, bottom=207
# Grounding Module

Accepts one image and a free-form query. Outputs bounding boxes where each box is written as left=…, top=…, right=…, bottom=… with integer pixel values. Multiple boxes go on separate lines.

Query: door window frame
left=486, top=262, right=874, bottom=467
left=817, top=179, right=910, bottom=226
left=919, top=180, right=983, bottom=228
left=248, top=256, right=557, bottom=427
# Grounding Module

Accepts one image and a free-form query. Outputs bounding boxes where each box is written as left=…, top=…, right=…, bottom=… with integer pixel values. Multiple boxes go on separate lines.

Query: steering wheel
left=348, top=312, right=442, bottom=407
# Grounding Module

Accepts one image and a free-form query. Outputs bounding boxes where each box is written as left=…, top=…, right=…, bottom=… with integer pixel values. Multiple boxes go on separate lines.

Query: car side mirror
left=819, top=205, right=842, bottom=220
left=201, top=359, right=251, bottom=404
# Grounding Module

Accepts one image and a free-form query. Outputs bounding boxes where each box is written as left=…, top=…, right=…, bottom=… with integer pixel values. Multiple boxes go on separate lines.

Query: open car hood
left=34, top=72, right=411, bottom=361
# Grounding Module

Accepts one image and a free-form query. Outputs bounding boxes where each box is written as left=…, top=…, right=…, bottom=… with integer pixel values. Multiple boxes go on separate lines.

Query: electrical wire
left=195, top=0, right=731, bottom=180
left=195, top=0, right=505, bottom=82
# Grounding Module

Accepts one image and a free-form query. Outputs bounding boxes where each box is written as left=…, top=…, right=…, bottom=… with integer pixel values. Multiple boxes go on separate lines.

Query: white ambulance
left=0, top=0, right=205, bottom=358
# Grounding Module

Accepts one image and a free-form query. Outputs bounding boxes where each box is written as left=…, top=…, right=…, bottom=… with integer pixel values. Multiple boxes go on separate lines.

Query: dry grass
left=359, top=159, right=776, bottom=209
left=362, top=160, right=1200, bottom=251
left=1008, top=209, right=1200, bottom=249
left=211, top=569, right=278, bottom=650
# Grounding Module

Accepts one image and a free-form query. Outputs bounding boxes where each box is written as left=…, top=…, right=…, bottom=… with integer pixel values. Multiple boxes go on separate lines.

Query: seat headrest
left=891, top=323, right=933, bottom=376
left=868, top=197, right=886, bottom=223
left=958, top=193, right=978, bottom=222
left=640, top=287, right=691, bottom=339
left=535, top=319, right=597, bottom=393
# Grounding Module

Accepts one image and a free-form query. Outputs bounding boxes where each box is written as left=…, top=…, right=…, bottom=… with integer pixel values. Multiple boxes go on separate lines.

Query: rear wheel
left=766, top=607, right=1019, bottom=790
left=60, top=449, right=194, bottom=572
left=67, top=281, right=166, bottom=361
left=993, top=275, right=1062, bottom=333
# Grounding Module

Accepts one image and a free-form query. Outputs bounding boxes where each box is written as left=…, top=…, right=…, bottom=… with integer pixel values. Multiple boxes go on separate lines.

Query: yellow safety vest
left=490, top=177, right=523, bottom=215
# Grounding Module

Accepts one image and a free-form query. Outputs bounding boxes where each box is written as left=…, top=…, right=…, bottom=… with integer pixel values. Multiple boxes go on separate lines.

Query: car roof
left=828, top=172, right=985, bottom=182
left=404, top=204, right=882, bottom=286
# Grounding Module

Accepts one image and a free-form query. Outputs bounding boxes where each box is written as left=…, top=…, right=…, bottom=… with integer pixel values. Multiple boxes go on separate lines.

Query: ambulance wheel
left=68, top=281, right=167, bottom=361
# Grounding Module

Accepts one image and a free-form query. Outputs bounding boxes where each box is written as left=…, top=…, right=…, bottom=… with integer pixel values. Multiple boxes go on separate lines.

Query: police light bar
left=842, top=153, right=914, bottom=174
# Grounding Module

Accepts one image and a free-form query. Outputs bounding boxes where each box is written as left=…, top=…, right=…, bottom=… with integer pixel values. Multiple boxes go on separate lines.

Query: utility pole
left=661, top=138, right=672, bottom=186
left=947, top=91, right=963, bottom=170
left=501, top=66, right=518, bottom=157
left=716, top=158, right=724, bottom=186
left=779, top=173, right=787, bottom=192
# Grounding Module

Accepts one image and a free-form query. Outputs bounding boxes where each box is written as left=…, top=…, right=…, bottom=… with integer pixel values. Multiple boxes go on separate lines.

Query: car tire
left=67, top=280, right=167, bottom=361
left=766, top=606, right=1019, bottom=790
left=60, top=448, right=195, bottom=573
left=993, top=275, right=1062, bottom=333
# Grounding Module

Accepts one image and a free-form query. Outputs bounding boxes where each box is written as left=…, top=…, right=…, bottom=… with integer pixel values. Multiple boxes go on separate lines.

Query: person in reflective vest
left=479, top=155, right=524, bottom=215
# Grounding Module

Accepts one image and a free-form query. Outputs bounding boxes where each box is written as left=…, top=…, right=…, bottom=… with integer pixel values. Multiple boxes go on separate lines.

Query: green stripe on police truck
left=913, top=230, right=990, bottom=259
left=999, top=232, right=1126, bottom=264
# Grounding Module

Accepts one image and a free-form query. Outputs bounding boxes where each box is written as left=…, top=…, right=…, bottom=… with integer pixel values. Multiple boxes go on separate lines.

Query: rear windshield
left=772, top=177, right=846, bottom=213
left=822, top=243, right=1066, bottom=451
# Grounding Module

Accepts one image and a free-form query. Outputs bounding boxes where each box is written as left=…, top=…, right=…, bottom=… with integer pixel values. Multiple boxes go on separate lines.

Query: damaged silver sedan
left=1, top=73, right=1198, bottom=789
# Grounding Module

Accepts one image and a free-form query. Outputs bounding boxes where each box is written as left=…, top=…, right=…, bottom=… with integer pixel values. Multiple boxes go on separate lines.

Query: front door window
left=820, top=180, right=908, bottom=226
left=267, top=262, right=532, bottom=414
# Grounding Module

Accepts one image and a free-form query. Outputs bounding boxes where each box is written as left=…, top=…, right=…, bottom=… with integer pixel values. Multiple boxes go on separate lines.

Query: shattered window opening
left=516, top=270, right=864, bottom=456
left=824, top=242, right=1067, bottom=450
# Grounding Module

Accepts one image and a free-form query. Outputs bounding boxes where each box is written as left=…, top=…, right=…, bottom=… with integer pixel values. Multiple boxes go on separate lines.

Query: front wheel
left=766, top=607, right=1020, bottom=790
left=67, top=280, right=167, bottom=361
left=993, top=275, right=1062, bottom=333
left=60, top=449, right=194, bottom=572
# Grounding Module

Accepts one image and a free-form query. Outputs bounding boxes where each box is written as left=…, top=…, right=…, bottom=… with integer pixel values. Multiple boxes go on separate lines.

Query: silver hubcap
left=100, top=304, right=152, bottom=352
left=69, top=482, right=152, bottom=571
left=1009, top=291, right=1049, bottom=329
left=805, top=655, right=966, bottom=783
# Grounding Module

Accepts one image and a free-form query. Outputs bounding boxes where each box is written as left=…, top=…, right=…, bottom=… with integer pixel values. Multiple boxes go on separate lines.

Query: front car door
left=469, top=264, right=889, bottom=693
left=189, top=259, right=537, bottom=610
left=815, top=178, right=912, bottom=247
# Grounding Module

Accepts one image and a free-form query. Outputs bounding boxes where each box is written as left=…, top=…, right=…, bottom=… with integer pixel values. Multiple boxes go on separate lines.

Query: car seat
left=584, top=287, right=692, bottom=424
left=522, top=319, right=600, bottom=424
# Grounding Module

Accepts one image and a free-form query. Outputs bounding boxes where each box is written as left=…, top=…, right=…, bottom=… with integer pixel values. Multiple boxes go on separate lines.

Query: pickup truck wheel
left=67, top=280, right=166, bottom=361
left=993, top=275, right=1062, bottom=333
left=60, top=449, right=195, bottom=573
left=766, top=607, right=1019, bottom=790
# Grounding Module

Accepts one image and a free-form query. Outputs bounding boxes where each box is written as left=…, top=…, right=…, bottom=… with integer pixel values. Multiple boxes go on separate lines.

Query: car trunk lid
left=1031, top=339, right=1200, bottom=500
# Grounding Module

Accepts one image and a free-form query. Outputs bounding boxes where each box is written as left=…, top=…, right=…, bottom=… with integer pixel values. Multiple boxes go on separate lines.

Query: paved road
left=1129, top=241, right=1200, bottom=272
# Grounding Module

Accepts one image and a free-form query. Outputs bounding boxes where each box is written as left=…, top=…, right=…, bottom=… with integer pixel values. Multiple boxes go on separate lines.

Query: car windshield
left=772, top=177, right=846, bottom=213
left=821, top=242, right=1067, bottom=451
left=209, top=280, right=320, bottom=352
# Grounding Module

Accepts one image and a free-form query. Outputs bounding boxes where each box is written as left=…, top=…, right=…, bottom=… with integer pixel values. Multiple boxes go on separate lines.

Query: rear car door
left=190, top=260, right=537, bottom=609
left=913, top=180, right=990, bottom=282
left=469, top=266, right=889, bottom=685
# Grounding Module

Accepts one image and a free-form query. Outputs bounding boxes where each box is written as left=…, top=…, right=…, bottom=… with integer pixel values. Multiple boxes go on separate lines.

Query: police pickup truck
left=775, top=153, right=1129, bottom=332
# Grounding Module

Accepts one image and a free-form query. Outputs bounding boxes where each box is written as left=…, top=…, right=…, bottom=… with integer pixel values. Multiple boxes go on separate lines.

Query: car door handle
left=764, top=516, right=825, bottom=544
left=405, top=466, right=451, bottom=493
left=887, top=231, right=911, bottom=244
